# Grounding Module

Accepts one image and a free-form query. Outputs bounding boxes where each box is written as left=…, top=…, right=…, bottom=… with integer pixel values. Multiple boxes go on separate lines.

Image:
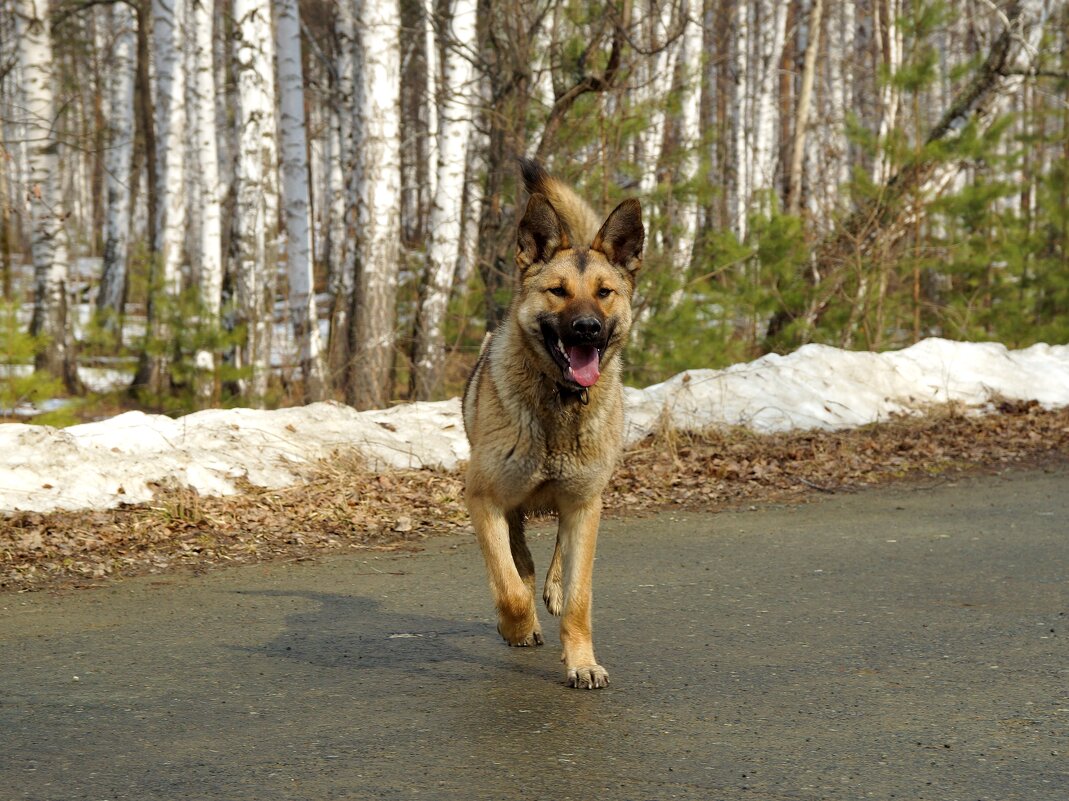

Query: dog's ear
left=591, top=198, right=644, bottom=280
left=517, top=193, right=570, bottom=273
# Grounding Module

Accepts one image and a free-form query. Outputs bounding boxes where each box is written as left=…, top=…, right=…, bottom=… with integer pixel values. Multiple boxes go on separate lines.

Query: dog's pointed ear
left=517, top=193, right=570, bottom=273
left=591, top=198, right=644, bottom=280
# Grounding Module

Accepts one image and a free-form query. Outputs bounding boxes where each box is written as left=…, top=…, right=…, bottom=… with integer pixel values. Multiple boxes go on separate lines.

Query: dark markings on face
left=574, top=249, right=588, bottom=274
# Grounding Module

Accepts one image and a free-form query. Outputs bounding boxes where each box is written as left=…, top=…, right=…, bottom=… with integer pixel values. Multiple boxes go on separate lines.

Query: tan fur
left=463, top=159, right=643, bottom=689
left=519, top=159, right=602, bottom=245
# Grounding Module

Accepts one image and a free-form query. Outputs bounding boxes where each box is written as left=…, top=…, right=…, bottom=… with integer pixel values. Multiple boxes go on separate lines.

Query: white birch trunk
left=454, top=84, right=489, bottom=288
left=233, top=0, right=278, bottom=405
left=190, top=0, right=224, bottom=397
left=788, top=0, right=822, bottom=217
left=97, top=2, right=137, bottom=325
left=805, top=0, right=854, bottom=223
left=327, top=1, right=357, bottom=378
left=14, top=0, right=76, bottom=386
left=638, top=1, right=680, bottom=196
left=348, top=0, right=402, bottom=410
left=669, top=0, right=703, bottom=276
left=411, top=0, right=477, bottom=400
left=751, top=0, right=788, bottom=207
left=0, top=9, right=32, bottom=251
left=729, top=0, right=751, bottom=240
left=152, top=0, right=187, bottom=296
left=423, top=0, right=439, bottom=203
left=277, top=0, right=326, bottom=401
left=872, top=0, right=902, bottom=185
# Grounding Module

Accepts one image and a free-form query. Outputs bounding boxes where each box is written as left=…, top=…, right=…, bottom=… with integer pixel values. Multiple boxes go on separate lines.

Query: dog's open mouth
left=541, top=322, right=602, bottom=388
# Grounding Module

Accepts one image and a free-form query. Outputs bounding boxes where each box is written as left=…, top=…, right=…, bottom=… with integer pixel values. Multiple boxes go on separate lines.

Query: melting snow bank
left=623, top=338, right=1069, bottom=440
left=3, top=338, right=1068, bottom=513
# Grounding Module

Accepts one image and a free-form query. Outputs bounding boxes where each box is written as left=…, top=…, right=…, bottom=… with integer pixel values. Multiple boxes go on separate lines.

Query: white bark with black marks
left=15, top=0, right=76, bottom=387
left=152, top=0, right=187, bottom=295
left=233, top=0, right=278, bottom=405
left=277, top=0, right=326, bottom=401
left=98, top=2, right=137, bottom=326
left=348, top=0, right=402, bottom=410
left=412, top=0, right=478, bottom=400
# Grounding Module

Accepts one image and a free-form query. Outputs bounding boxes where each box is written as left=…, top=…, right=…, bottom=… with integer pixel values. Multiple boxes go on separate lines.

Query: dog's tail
left=519, top=158, right=601, bottom=246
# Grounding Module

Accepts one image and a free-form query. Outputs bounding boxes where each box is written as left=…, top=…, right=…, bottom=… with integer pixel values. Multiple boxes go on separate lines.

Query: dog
left=462, top=158, right=643, bottom=689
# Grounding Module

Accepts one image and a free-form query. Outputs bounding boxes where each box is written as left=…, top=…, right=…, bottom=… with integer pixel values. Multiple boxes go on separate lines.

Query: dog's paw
left=542, top=581, right=564, bottom=616
left=497, top=621, right=544, bottom=647
left=566, top=664, right=610, bottom=689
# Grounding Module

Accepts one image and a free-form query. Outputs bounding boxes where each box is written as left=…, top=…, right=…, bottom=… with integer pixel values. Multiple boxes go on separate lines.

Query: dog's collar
left=557, top=383, right=590, bottom=405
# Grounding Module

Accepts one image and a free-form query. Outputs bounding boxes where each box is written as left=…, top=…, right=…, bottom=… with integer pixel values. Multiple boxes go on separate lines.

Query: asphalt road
left=1, top=468, right=1067, bottom=800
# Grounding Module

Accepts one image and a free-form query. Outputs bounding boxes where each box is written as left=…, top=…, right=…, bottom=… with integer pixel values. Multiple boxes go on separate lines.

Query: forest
left=1, top=0, right=1066, bottom=420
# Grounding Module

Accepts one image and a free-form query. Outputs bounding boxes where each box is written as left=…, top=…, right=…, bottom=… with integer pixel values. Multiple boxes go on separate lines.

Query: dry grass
left=2, top=401, right=1067, bottom=593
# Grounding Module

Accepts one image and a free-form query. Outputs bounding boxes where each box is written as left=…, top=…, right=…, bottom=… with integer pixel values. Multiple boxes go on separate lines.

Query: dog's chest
left=507, top=402, right=618, bottom=489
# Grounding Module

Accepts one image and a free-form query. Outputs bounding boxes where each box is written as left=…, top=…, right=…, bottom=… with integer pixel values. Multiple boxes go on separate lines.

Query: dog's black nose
left=571, top=316, right=602, bottom=338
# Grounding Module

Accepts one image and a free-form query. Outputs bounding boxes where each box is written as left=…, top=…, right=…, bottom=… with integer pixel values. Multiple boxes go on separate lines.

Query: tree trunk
left=346, top=0, right=402, bottom=410
left=277, top=0, right=326, bottom=402
left=14, top=0, right=79, bottom=391
left=411, top=0, right=478, bottom=401
left=232, top=0, right=278, bottom=407
left=669, top=0, right=703, bottom=275
left=473, top=0, right=530, bottom=333
left=871, top=0, right=902, bottom=185
left=190, top=0, right=224, bottom=402
left=750, top=0, right=789, bottom=212
left=804, top=0, right=853, bottom=223
left=133, top=0, right=188, bottom=397
left=326, top=0, right=356, bottom=387
left=151, top=0, right=187, bottom=297
left=728, top=0, right=750, bottom=239
left=97, top=1, right=137, bottom=330
left=787, top=0, right=823, bottom=217
left=636, top=0, right=677, bottom=198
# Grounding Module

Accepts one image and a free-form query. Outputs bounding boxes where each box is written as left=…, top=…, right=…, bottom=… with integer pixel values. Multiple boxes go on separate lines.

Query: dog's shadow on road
left=230, top=590, right=562, bottom=686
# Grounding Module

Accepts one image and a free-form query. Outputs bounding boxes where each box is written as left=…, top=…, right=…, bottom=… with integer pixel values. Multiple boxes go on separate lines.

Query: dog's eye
left=597, top=287, right=613, bottom=299
left=547, top=286, right=567, bottom=297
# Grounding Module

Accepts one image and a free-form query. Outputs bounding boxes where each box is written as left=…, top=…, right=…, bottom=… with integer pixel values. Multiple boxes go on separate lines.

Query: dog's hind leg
left=543, top=537, right=564, bottom=616
left=508, top=509, right=540, bottom=610
left=468, top=493, right=543, bottom=647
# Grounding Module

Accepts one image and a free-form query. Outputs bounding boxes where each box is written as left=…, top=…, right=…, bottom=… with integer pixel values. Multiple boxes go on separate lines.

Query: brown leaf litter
left=2, top=401, right=1067, bottom=593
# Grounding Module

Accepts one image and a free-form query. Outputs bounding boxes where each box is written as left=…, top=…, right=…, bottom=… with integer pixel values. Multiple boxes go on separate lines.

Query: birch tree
left=347, top=0, right=402, bottom=410
left=637, top=1, right=680, bottom=197
left=787, top=0, right=823, bottom=217
left=326, top=0, right=356, bottom=383
left=750, top=0, right=788, bottom=212
left=189, top=0, right=223, bottom=398
left=669, top=0, right=703, bottom=272
left=14, top=0, right=78, bottom=389
left=277, top=0, right=326, bottom=401
left=411, top=0, right=478, bottom=400
left=804, top=0, right=854, bottom=223
left=727, top=0, right=750, bottom=239
left=97, top=1, right=137, bottom=328
left=132, top=0, right=188, bottom=394
left=151, top=0, right=187, bottom=297
left=233, top=0, right=278, bottom=405
left=872, top=0, right=903, bottom=185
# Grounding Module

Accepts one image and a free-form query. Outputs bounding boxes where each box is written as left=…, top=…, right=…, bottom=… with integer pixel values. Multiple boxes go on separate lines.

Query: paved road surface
left=2, top=468, right=1067, bottom=800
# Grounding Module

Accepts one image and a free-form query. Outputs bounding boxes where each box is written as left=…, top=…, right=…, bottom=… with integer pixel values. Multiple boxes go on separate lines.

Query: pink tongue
left=567, top=345, right=601, bottom=387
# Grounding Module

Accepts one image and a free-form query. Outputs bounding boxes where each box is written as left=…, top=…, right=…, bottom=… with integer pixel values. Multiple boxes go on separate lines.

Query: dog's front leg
left=557, top=496, right=609, bottom=689
left=467, top=492, right=543, bottom=647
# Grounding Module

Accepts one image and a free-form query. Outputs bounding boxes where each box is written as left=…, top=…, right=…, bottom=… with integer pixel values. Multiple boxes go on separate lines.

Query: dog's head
left=514, top=193, right=644, bottom=390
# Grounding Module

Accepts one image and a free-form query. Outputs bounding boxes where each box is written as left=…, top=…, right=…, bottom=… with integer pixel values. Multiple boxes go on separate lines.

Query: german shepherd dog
left=462, top=159, right=643, bottom=689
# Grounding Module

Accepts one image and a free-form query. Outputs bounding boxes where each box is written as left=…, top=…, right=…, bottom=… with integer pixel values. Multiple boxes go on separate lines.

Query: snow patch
left=3, top=338, right=1068, bottom=513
